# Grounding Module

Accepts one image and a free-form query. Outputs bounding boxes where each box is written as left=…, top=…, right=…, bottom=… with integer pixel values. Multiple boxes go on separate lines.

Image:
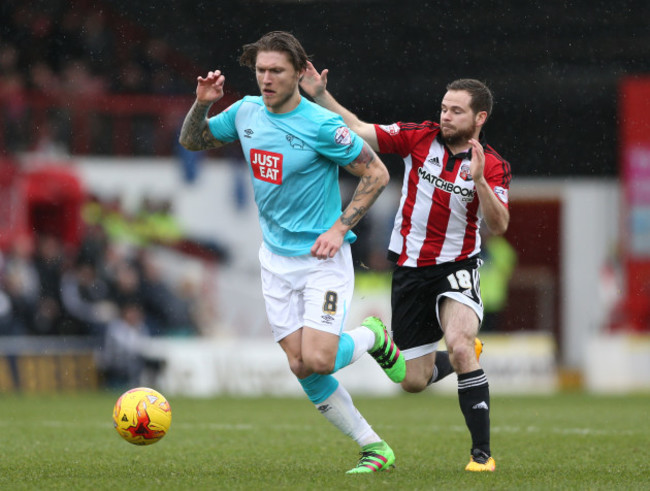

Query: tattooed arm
left=310, top=142, right=390, bottom=259
left=179, top=69, right=227, bottom=151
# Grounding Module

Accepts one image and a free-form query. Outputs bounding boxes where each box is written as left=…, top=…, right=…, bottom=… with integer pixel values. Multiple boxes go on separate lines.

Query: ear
left=475, top=111, right=488, bottom=127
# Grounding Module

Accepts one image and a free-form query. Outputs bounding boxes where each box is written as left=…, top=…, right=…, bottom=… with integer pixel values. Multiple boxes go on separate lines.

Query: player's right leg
left=362, top=316, right=406, bottom=383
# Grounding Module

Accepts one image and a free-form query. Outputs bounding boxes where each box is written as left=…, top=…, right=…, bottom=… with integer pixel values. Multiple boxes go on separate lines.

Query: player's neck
left=447, top=143, right=471, bottom=156
left=266, top=92, right=302, bottom=114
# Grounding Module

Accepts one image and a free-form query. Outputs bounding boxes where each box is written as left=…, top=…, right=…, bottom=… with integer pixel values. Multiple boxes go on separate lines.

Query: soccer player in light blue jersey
left=179, top=31, right=405, bottom=474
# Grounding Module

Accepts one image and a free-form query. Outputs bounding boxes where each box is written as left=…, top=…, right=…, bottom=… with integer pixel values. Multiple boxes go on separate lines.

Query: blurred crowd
left=0, top=0, right=193, bottom=155
left=0, top=0, right=189, bottom=97
left=0, top=190, right=216, bottom=385
left=0, top=194, right=205, bottom=340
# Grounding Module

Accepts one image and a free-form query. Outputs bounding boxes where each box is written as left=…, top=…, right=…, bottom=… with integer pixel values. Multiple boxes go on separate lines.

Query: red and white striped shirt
left=375, top=121, right=511, bottom=267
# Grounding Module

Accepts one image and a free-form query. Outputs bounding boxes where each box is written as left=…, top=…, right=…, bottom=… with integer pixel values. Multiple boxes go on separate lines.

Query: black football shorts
left=390, top=256, right=483, bottom=354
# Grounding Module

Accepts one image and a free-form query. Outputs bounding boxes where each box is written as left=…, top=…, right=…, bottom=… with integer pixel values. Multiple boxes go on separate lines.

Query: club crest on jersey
left=459, top=162, right=473, bottom=181
left=379, top=123, right=400, bottom=135
left=494, top=186, right=509, bottom=204
left=334, top=127, right=352, bottom=146
left=286, top=134, right=306, bottom=149
left=250, top=148, right=283, bottom=184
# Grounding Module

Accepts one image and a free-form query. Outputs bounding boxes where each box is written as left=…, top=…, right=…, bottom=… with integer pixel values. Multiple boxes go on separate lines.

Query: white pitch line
left=0, top=420, right=639, bottom=436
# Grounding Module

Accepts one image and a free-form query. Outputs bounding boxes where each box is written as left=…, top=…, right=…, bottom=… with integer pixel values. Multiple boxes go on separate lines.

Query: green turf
left=0, top=391, right=648, bottom=489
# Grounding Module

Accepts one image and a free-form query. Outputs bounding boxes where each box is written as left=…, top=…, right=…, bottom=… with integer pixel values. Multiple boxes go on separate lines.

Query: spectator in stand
left=479, top=230, right=517, bottom=332
left=97, top=301, right=153, bottom=389
left=108, top=260, right=143, bottom=309
left=79, top=11, right=115, bottom=77
left=135, top=197, right=183, bottom=245
left=137, top=250, right=197, bottom=336
left=32, top=234, right=65, bottom=335
left=59, top=260, right=115, bottom=337
left=0, top=43, right=29, bottom=152
left=0, top=289, right=16, bottom=335
left=1, top=234, right=40, bottom=334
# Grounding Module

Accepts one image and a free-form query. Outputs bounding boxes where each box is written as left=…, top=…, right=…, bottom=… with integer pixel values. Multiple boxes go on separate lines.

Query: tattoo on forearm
left=340, top=142, right=387, bottom=227
left=341, top=174, right=386, bottom=228
left=179, top=101, right=222, bottom=150
left=341, top=206, right=368, bottom=227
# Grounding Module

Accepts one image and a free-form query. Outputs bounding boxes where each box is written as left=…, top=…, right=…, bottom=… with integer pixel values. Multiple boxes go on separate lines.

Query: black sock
left=457, top=369, right=491, bottom=456
left=428, top=351, right=454, bottom=384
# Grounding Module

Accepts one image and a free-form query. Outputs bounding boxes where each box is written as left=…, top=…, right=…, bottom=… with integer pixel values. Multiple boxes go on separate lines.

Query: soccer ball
left=113, top=387, right=172, bottom=445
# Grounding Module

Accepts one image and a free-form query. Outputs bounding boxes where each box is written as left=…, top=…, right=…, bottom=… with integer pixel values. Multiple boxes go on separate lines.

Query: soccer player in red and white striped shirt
left=301, top=64, right=512, bottom=472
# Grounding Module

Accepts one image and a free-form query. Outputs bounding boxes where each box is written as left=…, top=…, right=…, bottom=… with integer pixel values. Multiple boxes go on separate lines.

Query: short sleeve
left=207, top=100, right=243, bottom=143
left=485, top=154, right=512, bottom=208
left=315, top=117, right=364, bottom=166
left=374, top=121, right=438, bottom=158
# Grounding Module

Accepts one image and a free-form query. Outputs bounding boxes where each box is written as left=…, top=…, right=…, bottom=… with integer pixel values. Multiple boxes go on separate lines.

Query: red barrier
left=0, top=91, right=238, bottom=156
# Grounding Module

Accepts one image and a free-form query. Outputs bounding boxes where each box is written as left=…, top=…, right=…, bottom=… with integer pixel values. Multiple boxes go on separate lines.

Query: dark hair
left=446, top=79, right=493, bottom=119
left=239, top=31, right=309, bottom=72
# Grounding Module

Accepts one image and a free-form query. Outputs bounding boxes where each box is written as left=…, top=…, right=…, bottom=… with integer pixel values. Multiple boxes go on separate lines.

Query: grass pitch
left=0, top=391, right=647, bottom=490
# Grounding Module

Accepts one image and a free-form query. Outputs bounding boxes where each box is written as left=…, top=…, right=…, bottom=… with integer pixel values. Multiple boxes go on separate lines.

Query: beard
left=440, top=122, right=476, bottom=147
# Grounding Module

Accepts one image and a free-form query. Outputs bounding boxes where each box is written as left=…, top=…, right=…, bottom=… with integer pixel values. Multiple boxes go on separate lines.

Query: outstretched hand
left=196, top=70, right=225, bottom=103
left=468, top=138, right=486, bottom=182
left=300, top=61, right=328, bottom=99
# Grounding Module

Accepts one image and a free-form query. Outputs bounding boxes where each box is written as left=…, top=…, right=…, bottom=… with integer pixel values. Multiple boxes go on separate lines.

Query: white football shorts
left=258, top=241, right=354, bottom=342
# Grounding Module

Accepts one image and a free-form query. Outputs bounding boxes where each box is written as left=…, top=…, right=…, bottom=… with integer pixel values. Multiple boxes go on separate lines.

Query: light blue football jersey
left=208, top=96, right=363, bottom=256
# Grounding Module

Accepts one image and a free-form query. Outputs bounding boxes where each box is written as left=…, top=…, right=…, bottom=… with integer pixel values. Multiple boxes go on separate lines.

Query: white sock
left=316, top=384, right=381, bottom=447
left=345, top=326, right=375, bottom=364
left=428, top=365, right=439, bottom=385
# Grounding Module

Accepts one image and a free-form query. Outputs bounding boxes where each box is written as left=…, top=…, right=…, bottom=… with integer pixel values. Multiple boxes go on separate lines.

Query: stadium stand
left=1, top=0, right=649, bottom=391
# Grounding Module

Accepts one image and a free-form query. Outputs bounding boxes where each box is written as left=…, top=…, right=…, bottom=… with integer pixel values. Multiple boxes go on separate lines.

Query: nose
left=262, top=70, right=272, bottom=84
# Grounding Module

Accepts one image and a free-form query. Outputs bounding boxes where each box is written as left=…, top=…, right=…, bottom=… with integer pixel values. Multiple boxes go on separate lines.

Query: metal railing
left=0, top=91, right=237, bottom=157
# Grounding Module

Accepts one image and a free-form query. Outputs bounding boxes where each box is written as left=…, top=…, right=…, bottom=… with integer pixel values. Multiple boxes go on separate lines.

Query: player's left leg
left=440, top=297, right=495, bottom=472
left=299, top=373, right=396, bottom=473
left=359, top=316, right=405, bottom=382
left=428, top=338, right=483, bottom=384
left=283, top=330, right=395, bottom=474
left=289, top=243, right=396, bottom=473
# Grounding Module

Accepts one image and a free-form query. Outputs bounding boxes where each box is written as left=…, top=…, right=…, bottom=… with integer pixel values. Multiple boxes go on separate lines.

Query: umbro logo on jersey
left=462, top=288, right=474, bottom=298
left=244, top=129, right=254, bottom=138
left=321, top=314, right=335, bottom=325
left=472, top=401, right=489, bottom=410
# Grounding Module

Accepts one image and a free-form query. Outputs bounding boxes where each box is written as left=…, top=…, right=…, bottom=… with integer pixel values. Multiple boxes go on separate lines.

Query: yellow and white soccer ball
left=113, top=387, right=172, bottom=445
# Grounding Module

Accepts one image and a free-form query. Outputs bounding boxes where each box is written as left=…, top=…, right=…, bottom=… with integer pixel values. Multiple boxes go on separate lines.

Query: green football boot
left=346, top=441, right=396, bottom=474
left=362, top=316, right=406, bottom=383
